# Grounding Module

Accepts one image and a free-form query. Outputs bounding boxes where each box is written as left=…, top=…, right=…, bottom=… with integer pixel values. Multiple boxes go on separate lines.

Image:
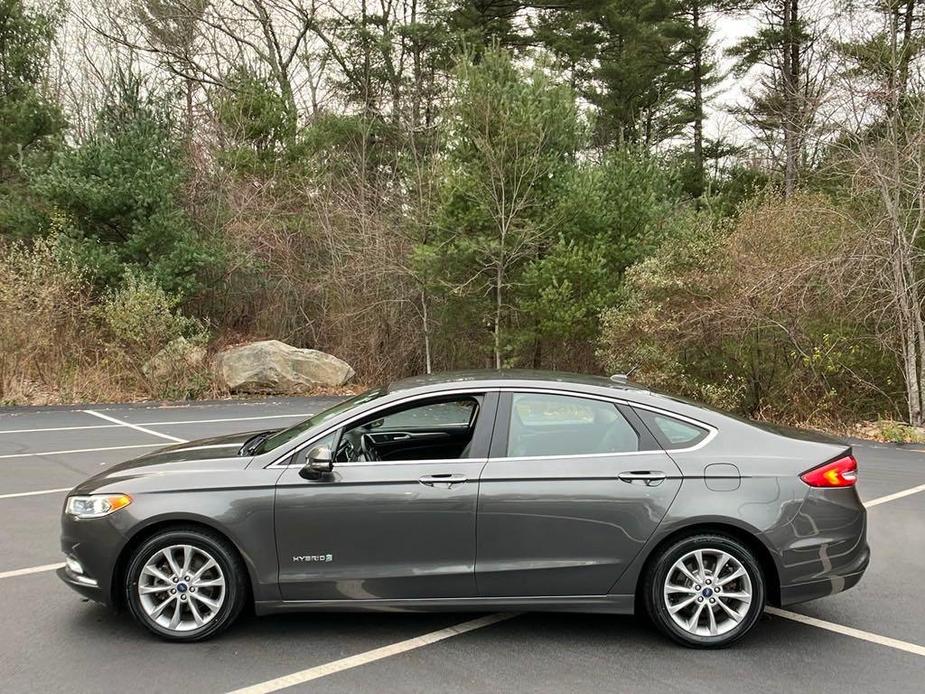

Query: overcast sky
left=706, top=11, right=759, bottom=146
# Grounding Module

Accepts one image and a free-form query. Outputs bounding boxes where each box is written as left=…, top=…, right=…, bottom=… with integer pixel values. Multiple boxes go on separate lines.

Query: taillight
left=800, top=454, right=858, bottom=488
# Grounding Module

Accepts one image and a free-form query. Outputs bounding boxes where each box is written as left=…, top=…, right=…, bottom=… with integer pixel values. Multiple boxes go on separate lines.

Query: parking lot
left=1, top=397, right=924, bottom=693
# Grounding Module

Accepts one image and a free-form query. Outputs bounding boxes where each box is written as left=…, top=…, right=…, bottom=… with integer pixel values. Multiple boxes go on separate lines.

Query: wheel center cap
left=702, top=587, right=713, bottom=598
left=176, top=582, right=188, bottom=593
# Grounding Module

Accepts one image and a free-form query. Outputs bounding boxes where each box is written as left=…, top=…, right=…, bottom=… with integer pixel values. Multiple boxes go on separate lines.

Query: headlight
left=65, top=493, right=132, bottom=519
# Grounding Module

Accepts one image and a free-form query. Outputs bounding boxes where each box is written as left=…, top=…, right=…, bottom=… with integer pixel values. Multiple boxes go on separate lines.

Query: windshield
left=252, top=388, right=387, bottom=455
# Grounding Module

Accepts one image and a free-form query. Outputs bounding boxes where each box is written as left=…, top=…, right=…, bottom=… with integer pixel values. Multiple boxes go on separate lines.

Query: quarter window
left=506, top=393, right=640, bottom=457
left=636, top=410, right=709, bottom=449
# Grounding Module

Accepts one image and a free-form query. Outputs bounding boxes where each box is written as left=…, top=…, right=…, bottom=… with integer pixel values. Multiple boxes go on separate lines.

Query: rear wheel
left=644, top=534, right=765, bottom=648
left=125, top=528, right=247, bottom=642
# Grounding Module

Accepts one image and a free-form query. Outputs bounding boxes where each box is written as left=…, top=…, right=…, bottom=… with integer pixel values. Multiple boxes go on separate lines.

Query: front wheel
left=644, top=534, right=766, bottom=648
left=125, top=528, right=247, bottom=642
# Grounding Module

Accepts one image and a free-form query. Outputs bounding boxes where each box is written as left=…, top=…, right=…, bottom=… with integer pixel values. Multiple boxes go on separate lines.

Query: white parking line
left=0, top=442, right=165, bottom=459
left=864, top=482, right=925, bottom=508
left=0, top=487, right=70, bottom=499
left=0, top=563, right=64, bottom=580
left=767, top=607, right=925, bottom=657
left=227, top=613, right=517, bottom=694
left=82, top=410, right=187, bottom=443
left=0, top=410, right=318, bottom=460
left=0, top=412, right=314, bottom=435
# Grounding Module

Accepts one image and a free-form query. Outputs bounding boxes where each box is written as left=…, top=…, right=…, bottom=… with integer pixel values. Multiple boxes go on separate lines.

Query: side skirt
left=254, top=594, right=635, bottom=616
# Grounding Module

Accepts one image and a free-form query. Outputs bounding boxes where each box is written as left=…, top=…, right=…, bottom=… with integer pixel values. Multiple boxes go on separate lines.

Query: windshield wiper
left=239, top=431, right=273, bottom=456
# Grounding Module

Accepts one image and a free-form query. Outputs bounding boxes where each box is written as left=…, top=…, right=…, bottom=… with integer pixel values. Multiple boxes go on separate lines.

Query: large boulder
left=214, top=340, right=354, bottom=393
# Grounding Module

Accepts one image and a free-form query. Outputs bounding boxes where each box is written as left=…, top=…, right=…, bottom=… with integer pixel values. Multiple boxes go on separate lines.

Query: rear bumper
left=774, top=485, right=869, bottom=605
left=779, top=542, right=870, bottom=605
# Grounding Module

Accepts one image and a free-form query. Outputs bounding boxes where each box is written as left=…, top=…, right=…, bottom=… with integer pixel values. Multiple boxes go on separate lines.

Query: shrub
left=96, top=272, right=213, bottom=400
left=875, top=421, right=925, bottom=444
left=598, top=192, right=901, bottom=422
left=0, top=236, right=215, bottom=404
left=97, top=272, right=207, bottom=355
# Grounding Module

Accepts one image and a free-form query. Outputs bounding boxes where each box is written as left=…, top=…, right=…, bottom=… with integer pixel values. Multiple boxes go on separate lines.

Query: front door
left=475, top=391, right=682, bottom=596
left=275, top=392, right=496, bottom=601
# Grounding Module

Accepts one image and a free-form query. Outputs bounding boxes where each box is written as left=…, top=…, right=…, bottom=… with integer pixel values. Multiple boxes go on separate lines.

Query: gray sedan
left=59, top=370, right=869, bottom=647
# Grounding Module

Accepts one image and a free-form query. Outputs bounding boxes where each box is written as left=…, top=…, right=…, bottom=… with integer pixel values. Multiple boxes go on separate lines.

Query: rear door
left=475, top=391, right=683, bottom=597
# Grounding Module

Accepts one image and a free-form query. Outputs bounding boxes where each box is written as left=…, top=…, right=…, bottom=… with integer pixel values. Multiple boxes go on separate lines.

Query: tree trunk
left=185, top=76, right=194, bottom=134
left=887, top=202, right=924, bottom=425
left=897, top=0, right=915, bottom=99
left=782, top=0, right=801, bottom=197
left=421, top=289, right=432, bottom=374
left=493, top=264, right=503, bottom=369
left=692, top=1, right=705, bottom=199
left=902, top=244, right=925, bottom=426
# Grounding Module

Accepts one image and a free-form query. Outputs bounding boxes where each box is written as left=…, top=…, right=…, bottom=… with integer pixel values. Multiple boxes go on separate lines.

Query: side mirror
left=298, top=446, right=334, bottom=480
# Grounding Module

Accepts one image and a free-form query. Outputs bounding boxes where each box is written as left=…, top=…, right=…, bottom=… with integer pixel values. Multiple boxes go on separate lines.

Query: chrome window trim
left=267, top=384, right=718, bottom=469
left=489, top=449, right=671, bottom=462
left=620, top=402, right=717, bottom=452
left=493, top=387, right=717, bottom=458
left=324, top=457, right=488, bottom=468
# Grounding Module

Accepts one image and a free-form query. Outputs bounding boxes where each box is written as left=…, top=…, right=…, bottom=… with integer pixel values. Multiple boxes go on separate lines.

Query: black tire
left=643, top=533, right=766, bottom=648
left=125, top=527, right=247, bottom=642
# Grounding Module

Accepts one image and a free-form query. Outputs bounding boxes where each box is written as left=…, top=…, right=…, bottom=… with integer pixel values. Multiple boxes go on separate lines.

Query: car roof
left=386, top=369, right=648, bottom=395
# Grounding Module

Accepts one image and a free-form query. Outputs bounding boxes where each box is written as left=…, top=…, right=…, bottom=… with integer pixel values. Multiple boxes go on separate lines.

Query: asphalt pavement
left=0, top=397, right=923, bottom=693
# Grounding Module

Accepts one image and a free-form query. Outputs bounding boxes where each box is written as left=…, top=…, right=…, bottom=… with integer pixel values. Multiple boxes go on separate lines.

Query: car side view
left=59, top=370, right=869, bottom=647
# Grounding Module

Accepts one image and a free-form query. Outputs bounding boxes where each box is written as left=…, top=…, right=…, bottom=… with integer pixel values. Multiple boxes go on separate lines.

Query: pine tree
left=0, top=0, right=64, bottom=237
left=532, top=1, right=683, bottom=148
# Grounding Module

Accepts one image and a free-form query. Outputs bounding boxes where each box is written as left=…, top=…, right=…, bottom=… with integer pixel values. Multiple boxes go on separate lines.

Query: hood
left=72, top=429, right=277, bottom=494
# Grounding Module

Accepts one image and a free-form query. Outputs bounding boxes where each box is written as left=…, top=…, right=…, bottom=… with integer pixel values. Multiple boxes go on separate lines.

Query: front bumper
left=58, top=509, right=132, bottom=608
left=57, top=563, right=105, bottom=603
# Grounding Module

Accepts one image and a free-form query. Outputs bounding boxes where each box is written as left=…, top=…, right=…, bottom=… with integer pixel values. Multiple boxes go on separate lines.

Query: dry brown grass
left=0, top=237, right=216, bottom=405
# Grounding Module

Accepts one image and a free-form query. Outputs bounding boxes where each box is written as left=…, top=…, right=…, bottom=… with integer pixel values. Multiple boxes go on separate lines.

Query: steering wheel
left=360, top=433, right=381, bottom=462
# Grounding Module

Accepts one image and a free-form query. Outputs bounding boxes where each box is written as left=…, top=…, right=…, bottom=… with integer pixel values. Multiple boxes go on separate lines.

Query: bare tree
left=85, top=0, right=317, bottom=117
left=834, top=3, right=925, bottom=424
left=134, top=0, right=209, bottom=128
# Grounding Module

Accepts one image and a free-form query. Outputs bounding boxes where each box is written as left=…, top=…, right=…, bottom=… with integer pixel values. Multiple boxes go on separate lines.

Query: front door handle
left=418, top=473, right=468, bottom=489
left=618, top=471, right=667, bottom=486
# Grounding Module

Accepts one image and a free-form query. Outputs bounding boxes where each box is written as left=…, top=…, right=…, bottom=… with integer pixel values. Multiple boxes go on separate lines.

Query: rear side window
left=636, top=409, right=709, bottom=449
left=506, top=393, right=640, bottom=457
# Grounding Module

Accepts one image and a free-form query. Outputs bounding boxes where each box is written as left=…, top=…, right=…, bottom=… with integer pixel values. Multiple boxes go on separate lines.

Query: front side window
left=369, top=400, right=477, bottom=430
left=255, top=388, right=387, bottom=455
left=506, top=393, right=639, bottom=457
left=335, top=396, right=483, bottom=463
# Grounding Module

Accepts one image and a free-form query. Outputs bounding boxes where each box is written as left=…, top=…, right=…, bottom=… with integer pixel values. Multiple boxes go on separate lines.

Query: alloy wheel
left=662, top=548, right=753, bottom=637
left=137, top=544, right=227, bottom=633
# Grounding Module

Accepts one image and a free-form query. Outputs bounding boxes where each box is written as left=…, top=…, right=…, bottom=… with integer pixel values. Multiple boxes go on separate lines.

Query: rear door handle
left=418, top=473, right=468, bottom=489
left=618, top=471, right=667, bottom=486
